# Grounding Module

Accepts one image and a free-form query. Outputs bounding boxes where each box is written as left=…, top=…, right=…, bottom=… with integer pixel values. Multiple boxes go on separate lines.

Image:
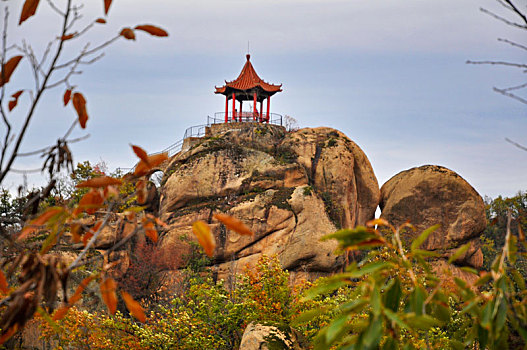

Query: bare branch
left=505, top=137, right=527, bottom=151
left=494, top=87, right=527, bottom=104
left=45, top=0, right=65, bottom=17
left=466, top=60, right=527, bottom=68
left=503, top=0, right=527, bottom=26
left=502, top=82, right=527, bottom=92
left=498, top=38, right=527, bottom=51
left=68, top=203, right=116, bottom=271
left=480, top=7, right=527, bottom=30
left=55, top=35, right=120, bottom=70
left=17, top=133, right=89, bottom=157
left=0, top=7, right=11, bottom=171
left=0, top=0, right=74, bottom=185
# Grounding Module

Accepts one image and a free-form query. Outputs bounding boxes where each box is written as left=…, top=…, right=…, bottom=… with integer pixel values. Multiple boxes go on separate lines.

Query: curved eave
left=214, top=84, right=282, bottom=100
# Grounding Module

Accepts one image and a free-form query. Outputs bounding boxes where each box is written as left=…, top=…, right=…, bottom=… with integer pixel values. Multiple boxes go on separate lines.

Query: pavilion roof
left=215, top=54, right=282, bottom=96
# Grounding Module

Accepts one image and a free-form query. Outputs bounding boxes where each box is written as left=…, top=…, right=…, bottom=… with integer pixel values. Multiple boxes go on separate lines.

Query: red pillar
left=260, top=101, right=263, bottom=122
left=266, top=96, right=270, bottom=123
left=253, top=92, right=257, bottom=121
left=225, top=95, right=229, bottom=123
left=232, top=93, right=236, bottom=121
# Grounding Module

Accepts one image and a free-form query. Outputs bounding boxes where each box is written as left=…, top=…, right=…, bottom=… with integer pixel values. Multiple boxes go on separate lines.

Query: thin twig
left=0, top=7, right=11, bottom=171
left=480, top=7, right=527, bottom=30
left=466, top=60, right=527, bottom=68
left=494, top=87, right=527, bottom=104
left=498, top=38, right=527, bottom=51
left=0, top=0, right=73, bottom=184
left=68, top=203, right=116, bottom=271
left=505, top=137, right=527, bottom=151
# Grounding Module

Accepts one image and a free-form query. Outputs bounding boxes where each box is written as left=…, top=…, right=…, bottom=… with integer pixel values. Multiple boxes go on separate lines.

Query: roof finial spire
left=246, top=41, right=250, bottom=61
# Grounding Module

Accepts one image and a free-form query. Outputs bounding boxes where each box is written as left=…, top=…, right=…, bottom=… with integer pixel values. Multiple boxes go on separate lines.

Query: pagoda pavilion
left=215, top=54, right=282, bottom=123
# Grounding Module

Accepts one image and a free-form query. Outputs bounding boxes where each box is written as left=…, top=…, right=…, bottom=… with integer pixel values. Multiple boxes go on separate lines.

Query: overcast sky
left=3, top=0, right=526, bottom=199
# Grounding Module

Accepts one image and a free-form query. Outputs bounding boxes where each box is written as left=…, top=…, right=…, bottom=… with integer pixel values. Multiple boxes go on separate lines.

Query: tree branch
left=0, top=0, right=72, bottom=185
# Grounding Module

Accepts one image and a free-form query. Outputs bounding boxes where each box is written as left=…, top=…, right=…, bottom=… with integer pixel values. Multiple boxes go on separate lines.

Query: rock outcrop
left=239, top=322, right=307, bottom=350
left=158, top=123, right=380, bottom=281
left=379, top=165, right=486, bottom=280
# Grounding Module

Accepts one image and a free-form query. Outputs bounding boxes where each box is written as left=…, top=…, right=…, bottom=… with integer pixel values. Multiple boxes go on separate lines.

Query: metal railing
left=114, top=112, right=284, bottom=174
left=212, top=112, right=282, bottom=126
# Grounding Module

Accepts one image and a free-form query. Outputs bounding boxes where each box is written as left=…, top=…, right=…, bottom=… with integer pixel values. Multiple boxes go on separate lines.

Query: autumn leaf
left=19, top=0, right=40, bottom=25
left=61, top=33, right=76, bottom=41
left=0, top=56, right=23, bottom=87
left=135, top=25, right=169, bottom=37
left=69, top=275, right=96, bottom=305
left=8, top=90, right=23, bottom=112
left=134, top=152, right=168, bottom=176
left=95, top=18, right=107, bottom=24
left=100, top=278, right=118, bottom=314
left=0, top=270, right=8, bottom=294
left=52, top=306, right=70, bottom=321
left=136, top=179, right=147, bottom=204
left=121, top=291, right=146, bottom=322
left=104, top=0, right=112, bottom=15
left=73, top=189, right=104, bottom=216
left=0, top=325, right=18, bottom=345
left=72, top=92, right=88, bottom=129
left=143, top=220, right=158, bottom=243
left=18, top=207, right=64, bottom=240
left=120, top=27, right=136, bottom=41
left=70, top=223, right=82, bottom=243
left=76, top=176, right=122, bottom=188
left=214, top=213, right=253, bottom=236
left=132, top=145, right=149, bottom=165
left=192, top=220, right=216, bottom=257
left=82, top=231, right=93, bottom=246
left=63, top=88, right=72, bottom=106
left=103, top=185, right=119, bottom=199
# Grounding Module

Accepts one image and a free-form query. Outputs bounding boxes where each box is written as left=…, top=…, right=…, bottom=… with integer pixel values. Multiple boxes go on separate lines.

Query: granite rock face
left=158, top=123, right=381, bottom=281
left=238, top=322, right=307, bottom=350
left=380, top=165, right=486, bottom=275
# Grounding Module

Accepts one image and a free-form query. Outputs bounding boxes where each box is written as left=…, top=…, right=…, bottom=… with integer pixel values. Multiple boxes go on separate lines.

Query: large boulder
left=239, top=322, right=308, bottom=350
left=380, top=165, right=485, bottom=270
left=158, top=123, right=380, bottom=282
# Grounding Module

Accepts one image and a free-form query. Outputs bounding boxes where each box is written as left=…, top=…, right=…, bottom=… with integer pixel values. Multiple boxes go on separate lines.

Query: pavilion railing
left=114, top=113, right=284, bottom=174
left=212, top=112, right=282, bottom=126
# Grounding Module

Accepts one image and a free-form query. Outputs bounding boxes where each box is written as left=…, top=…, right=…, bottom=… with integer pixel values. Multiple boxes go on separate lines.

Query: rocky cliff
left=157, top=123, right=380, bottom=282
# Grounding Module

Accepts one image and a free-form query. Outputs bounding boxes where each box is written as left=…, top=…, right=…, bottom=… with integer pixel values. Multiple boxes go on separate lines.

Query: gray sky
left=3, top=0, right=526, bottom=199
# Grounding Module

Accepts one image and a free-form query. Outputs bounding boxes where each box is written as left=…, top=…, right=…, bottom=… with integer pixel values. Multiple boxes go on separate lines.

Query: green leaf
left=362, top=315, right=383, bottom=349
left=410, top=224, right=439, bottom=251
left=459, top=266, right=479, bottom=275
left=474, top=273, right=492, bottom=287
left=480, top=300, right=494, bottom=330
left=371, top=285, right=382, bottom=317
left=383, top=308, right=409, bottom=330
left=292, top=307, right=329, bottom=326
left=36, top=307, right=60, bottom=334
left=383, top=278, right=402, bottom=312
left=508, top=234, right=518, bottom=264
left=404, top=314, right=443, bottom=330
left=348, top=261, right=394, bottom=278
left=495, top=296, right=507, bottom=335
left=510, top=268, right=526, bottom=289
left=448, top=339, right=466, bottom=350
left=325, top=313, right=351, bottom=346
left=339, top=298, right=369, bottom=314
left=322, top=226, right=382, bottom=249
left=478, top=325, right=489, bottom=350
left=412, top=249, right=440, bottom=258
left=301, top=277, right=348, bottom=301
left=381, top=337, right=398, bottom=350
left=409, top=286, right=426, bottom=315
left=448, top=242, right=471, bottom=264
